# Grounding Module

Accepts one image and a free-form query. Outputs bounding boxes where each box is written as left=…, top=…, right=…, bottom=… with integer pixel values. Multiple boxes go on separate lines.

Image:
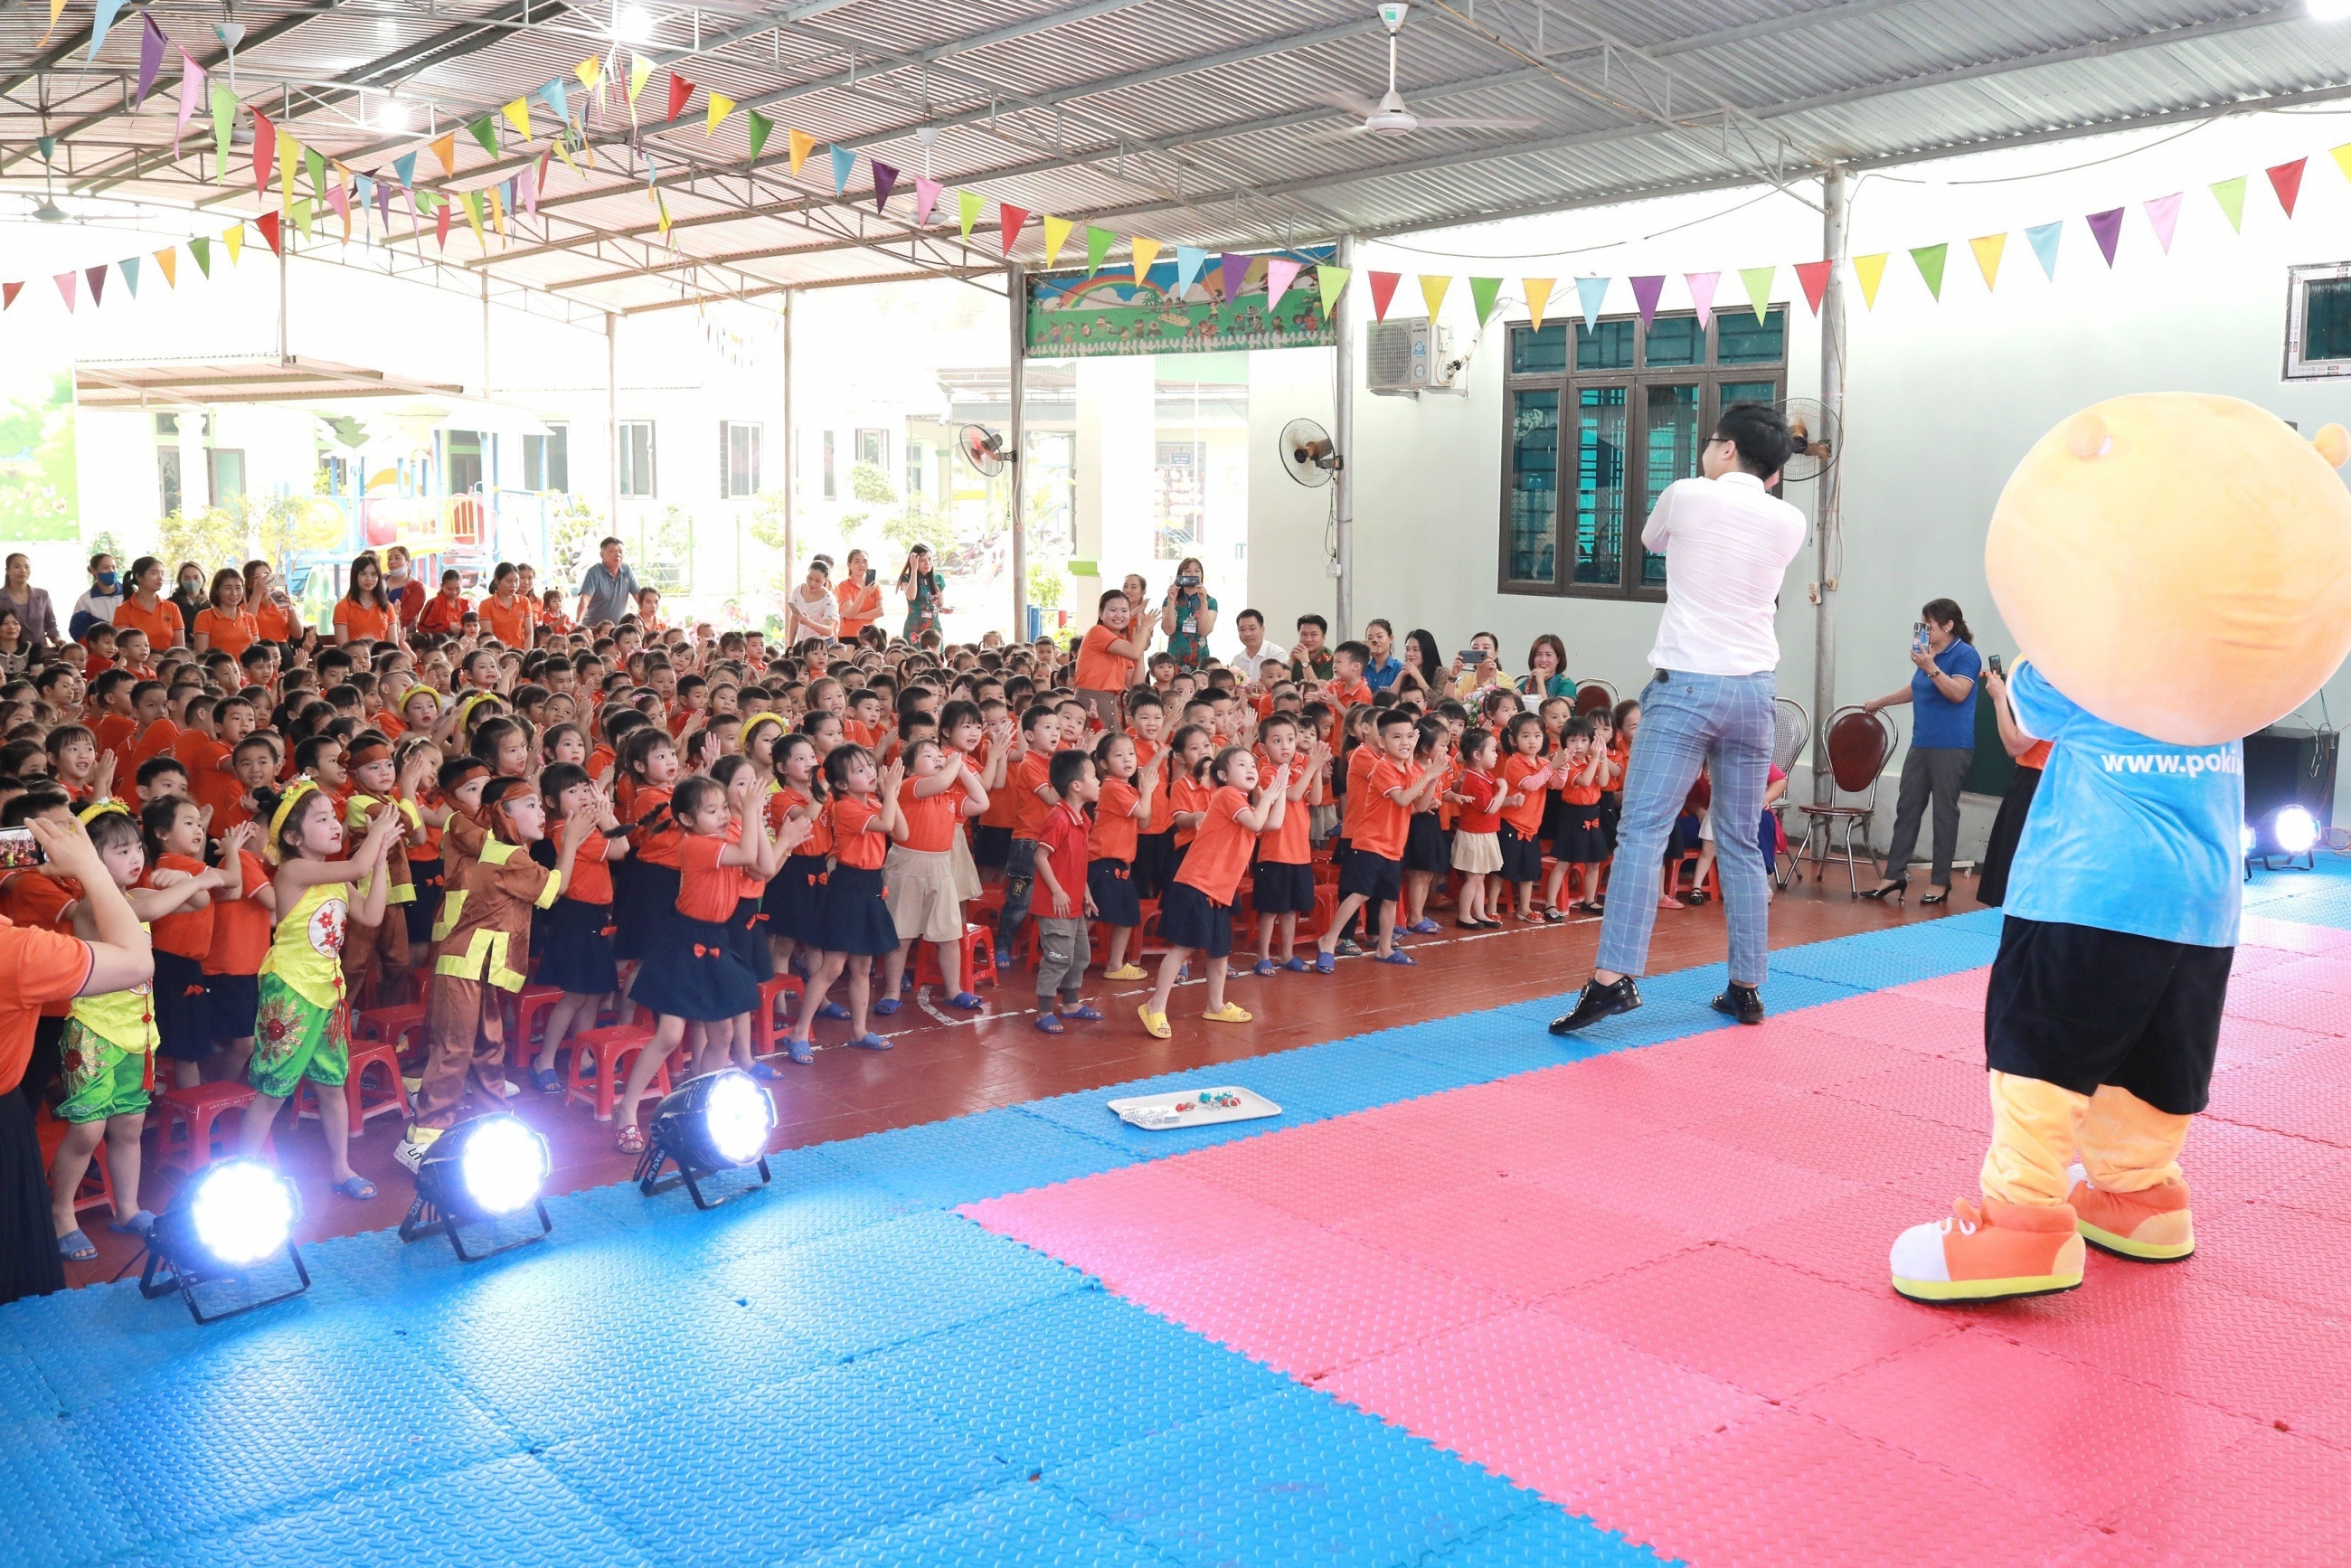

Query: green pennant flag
left=1317, top=264, right=1350, bottom=318
left=189, top=234, right=212, bottom=277
left=1084, top=224, right=1115, bottom=276
left=957, top=189, right=983, bottom=241
left=292, top=197, right=314, bottom=239
left=305, top=145, right=326, bottom=196
left=460, top=189, right=485, bottom=239
left=209, top=82, right=236, bottom=177
left=2210, top=175, right=2248, bottom=232
left=1739, top=265, right=1776, bottom=322
left=1468, top=276, right=1503, bottom=326
left=1909, top=241, right=1949, bottom=301
left=467, top=116, right=498, bottom=157
left=745, top=109, right=773, bottom=162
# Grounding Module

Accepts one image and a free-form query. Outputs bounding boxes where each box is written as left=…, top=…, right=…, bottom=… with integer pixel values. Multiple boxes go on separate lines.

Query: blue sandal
left=751, top=1062, right=782, bottom=1081
left=1034, top=1014, right=1065, bottom=1034
left=1281, top=957, right=1310, bottom=973
left=947, top=992, right=984, bottom=1011
left=873, top=997, right=902, bottom=1016
left=1062, top=1004, right=1105, bottom=1021
left=1314, top=951, right=1337, bottom=974
left=530, top=1066, right=563, bottom=1094
left=1253, top=959, right=1279, bottom=978
left=109, top=1210, right=156, bottom=1238
left=812, top=1001, right=852, bottom=1022
left=1374, top=950, right=1418, bottom=966
left=849, top=1033, right=893, bottom=1052
left=787, top=1039, right=815, bottom=1065
left=332, top=1176, right=377, bottom=1201
left=56, top=1229, right=95, bottom=1262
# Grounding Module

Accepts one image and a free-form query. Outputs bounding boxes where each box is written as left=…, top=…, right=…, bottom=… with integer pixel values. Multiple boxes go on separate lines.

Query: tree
left=546, top=494, right=604, bottom=590
left=159, top=506, right=249, bottom=571
left=849, top=461, right=896, bottom=505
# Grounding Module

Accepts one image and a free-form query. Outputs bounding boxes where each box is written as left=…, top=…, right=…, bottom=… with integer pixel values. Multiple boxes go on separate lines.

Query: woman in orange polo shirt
left=113, top=557, right=184, bottom=651
left=331, top=551, right=399, bottom=646
left=190, top=568, right=260, bottom=658
left=479, top=564, right=534, bottom=647
left=244, top=559, right=305, bottom=645
left=834, top=549, right=883, bottom=642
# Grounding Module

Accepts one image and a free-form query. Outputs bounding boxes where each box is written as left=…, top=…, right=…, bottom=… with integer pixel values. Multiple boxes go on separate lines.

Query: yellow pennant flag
left=40, top=0, right=63, bottom=47
left=502, top=98, right=532, bottom=141
left=1522, top=278, right=1554, bottom=331
left=656, top=191, right=673, bottom=237
left=489, top=184, right=506, bottom=238
left=1852, top=251, right=1889, bottom=310
left=1969, top=232, right=2006, bottom=290
left=628, top=55, right=653, bottom=104
left=430, top=134, right=457, bottom=178
left=788, top=128, right=816, bottom=175
left=1041, top=214, right=1072, bottom=268
left=462, top=191, right=484, bottom=242
left=2333, top=143, right=2351, bottom=187
left=576, top=56, right=603, bottom=91
left=1131, top=236, right=1162, bottom=280
left=1419, top=274, right=1451, bottom=321
left=552, top=137, right=581, bottom=177
left=222, top=224, right=244, bottom=264
left=279, top=133, right=299, bottom=213
left=154, top=248, right=177, bottom=288
left=705, top=92, right=734, bottom=136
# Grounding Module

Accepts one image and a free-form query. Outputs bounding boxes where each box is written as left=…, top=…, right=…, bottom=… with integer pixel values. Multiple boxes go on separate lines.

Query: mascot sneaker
left=1891, top=1196, right=2085, bottom=1303
left=2066, top=1164, right=2195, bottom=1261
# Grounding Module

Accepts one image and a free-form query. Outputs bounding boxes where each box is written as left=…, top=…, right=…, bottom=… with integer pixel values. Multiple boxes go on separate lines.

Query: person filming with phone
left=1160, top=557, right=1217, bottom=672
left=1860, top=598, right=1982, bottom=905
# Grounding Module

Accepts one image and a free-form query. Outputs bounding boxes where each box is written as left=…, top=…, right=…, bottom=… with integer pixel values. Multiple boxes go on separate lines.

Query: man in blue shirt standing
left=573, top=536, right=640, bottom=630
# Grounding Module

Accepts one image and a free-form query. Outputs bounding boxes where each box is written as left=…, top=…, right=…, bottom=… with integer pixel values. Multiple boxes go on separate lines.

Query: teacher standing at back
left=1552, top=403, right=1804, bottom=1034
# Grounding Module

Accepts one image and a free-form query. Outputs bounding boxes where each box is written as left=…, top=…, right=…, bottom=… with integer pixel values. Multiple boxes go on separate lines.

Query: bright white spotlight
left=705, top=1072, right=772, bottom=1166
left=2275, top=806, right=2321, bottom=855
left=462, top=1115, right=552, bottom=1215
left=614, top=5, right=654, bottom=43
left=191, top=1157, right=297, bottom=1266
left=2311, top=0, right=2351, bottom=23
left=2242, top=823, right=2258, bottom=855
left=639, top=1069, right=778, bottom=1208
left=379, top=98, right=411, bottom=133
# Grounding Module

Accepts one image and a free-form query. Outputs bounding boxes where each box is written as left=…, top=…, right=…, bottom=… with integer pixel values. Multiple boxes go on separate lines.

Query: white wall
left=1272, top=114, right=2351, bottom=832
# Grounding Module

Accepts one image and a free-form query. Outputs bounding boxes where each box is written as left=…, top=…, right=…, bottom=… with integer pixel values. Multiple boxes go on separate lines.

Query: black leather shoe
left=1550, top=976, right=1641, bottom=1034
left=1712, top=983, right=1765, bottom=1025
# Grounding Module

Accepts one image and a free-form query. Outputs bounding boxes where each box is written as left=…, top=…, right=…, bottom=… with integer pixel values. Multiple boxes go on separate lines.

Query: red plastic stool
left=565, top=1024, right=666, bottom=1122
left=508, top=984, right=564, bottom=1047
left=356, top=1002, right=428, bottom=1063
left=152, top=1082, right=266, bottom=1176
left=35, top=1106, right=116, bottom=1213
left=750, top=975, right=805, bottom=1058
left=295, top=1038, right=410, bottom=1133
left=968, top=884, right=1005, bottom=928
left=915, top=923, right=998, bottom=990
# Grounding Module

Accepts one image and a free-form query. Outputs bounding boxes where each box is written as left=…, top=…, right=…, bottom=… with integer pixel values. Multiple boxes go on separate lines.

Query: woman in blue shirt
left=1861, top=598, right=1981, bottom=904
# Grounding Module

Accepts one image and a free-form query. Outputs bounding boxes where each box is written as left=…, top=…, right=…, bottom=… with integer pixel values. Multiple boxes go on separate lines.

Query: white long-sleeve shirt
left=1640, top=471, right=1807, bottom=677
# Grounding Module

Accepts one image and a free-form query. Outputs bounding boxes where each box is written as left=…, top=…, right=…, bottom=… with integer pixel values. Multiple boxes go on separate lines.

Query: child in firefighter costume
left=1891, top=393, right=2351, bottom=1302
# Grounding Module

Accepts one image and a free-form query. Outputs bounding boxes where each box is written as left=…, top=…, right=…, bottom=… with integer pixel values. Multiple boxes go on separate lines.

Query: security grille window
left=618, top=421, right=656, bottom=497
left=720, top=422, right=761, bottom=497
left=1502, top=308, right=1785, bottom=599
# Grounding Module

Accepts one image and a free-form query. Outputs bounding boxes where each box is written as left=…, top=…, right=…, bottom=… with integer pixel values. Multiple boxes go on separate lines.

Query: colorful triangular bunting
left=1737, top=265, right=1774, bottom=322
left=2145, top=193, right=2182, bottom=255
left=1523, top=278, right=1553, bottom=331
left=2269, top=157, right=2308, bottom=217
left=2086, top=207, right=2124, bottom=267
left=1794, top=260, right=1831, bottom=315
left=1907, top=245, right=1947, bottom=301
left=2211, top=175, right=2247, bottom=232
left=1418, top=273, right=1450, bottom=320
left=1851, top=253, right=1887, bottom=309
left=1367, top=270, right=1401, bottom=321
left=1629, top=274, right=1665, bottom=325
left=1969, top=234, right=2006, bottom=289
left=2025, top=221, right=2063, bottom=279
left=1685, top=270, right=1719, bottom=326
left=1468, top=276, right=1503, bottom=326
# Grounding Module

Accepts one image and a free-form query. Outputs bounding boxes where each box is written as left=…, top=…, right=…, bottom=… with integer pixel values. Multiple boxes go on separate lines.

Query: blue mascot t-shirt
left=2004, top=660, right=2241, bottom=949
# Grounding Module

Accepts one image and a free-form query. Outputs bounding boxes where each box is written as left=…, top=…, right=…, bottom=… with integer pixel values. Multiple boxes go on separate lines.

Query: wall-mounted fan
left=1279, top=418, right=1344, bottom=488
left=1778, top=397, right=1841, bottom=484
left=1314, top=3, right=1539, bottom=140
left=959, top=423, right=1010, bottom=477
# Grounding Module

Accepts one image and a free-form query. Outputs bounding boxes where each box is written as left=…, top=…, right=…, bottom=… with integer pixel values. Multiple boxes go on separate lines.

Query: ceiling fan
left=1316, top=3, right=1539, bottom=139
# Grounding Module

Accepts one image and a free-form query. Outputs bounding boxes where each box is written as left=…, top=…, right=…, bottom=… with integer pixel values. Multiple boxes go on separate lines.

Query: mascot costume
left=1891, top=393, right=2351, bottom=1303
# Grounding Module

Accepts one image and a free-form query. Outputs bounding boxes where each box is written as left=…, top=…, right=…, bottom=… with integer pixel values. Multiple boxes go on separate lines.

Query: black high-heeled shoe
left=1920, top=888, right=1950, bottom=906
left=1858, top=876, right=1909, bottom=902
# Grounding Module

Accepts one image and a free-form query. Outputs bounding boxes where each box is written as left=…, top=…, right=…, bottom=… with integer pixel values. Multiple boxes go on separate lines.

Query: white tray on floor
left=1108, top=1086, right=1282, bottom=1131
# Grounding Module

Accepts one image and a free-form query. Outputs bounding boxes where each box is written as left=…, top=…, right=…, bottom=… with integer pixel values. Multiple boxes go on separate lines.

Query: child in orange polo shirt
left=1088, top=732, right=1158, bottom=981
left=1317, top=709, right=1448, bottom=970
left=784, top=746, right=903, bottom=1061
left=201, top=817, right=272, bottom=1086
left=1497, top=713, right=1561, bottom=923
left=1544, top=716, right=1615, bottom=915
left=992, top=704, right=1059, bottom=970
left=1399, top=717, right=1455, bottom=936
left=1249, top=713, right=1327, bottom=976
left=878, top=736, right=989, bottom=1015
left=1138, top=745, right=1286, bottom=1039
left=1448, top=728, right=1506, bottom=928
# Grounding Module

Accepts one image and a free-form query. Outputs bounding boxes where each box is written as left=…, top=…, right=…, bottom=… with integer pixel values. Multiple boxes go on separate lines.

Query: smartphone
left=1912, top=623, right=1930, bottom=654
left=1458, top=650, right=1485, bottom=666
left=864, top=570, right=876, bottom=586
left=1987, top=654, right=2004, bottom=676
left=0, top=827, right=41, bottom=869
left=1176, top=573, right=1202, bottom=589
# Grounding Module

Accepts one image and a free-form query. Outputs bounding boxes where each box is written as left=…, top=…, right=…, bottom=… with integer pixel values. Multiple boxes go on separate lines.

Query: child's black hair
left=670, top=773, right=728, bottom=826
left=539, top=761, right=590, bottom=808
left=821, top=743, right=873, bottom=793
left=293, top=734, right=342, bottom=773
left=135, top=756, right=188, bottom=792
left=85, top=808, right=144, bottom=861
left=1207, top=745, right=1252, bottom=789
left=138, top=795, right=199, bottom=860
left=1049, top=748, right=1092, bottom=798
left=617, top=724, right=675, bottom=783
left=1166, top=723, right=1211, bottom=779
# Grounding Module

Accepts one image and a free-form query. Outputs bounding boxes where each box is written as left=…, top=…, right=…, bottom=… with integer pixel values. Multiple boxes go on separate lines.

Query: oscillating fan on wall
left=1777, top=397, right=1841, bottom=485
left=1279, top=418, right=1344, bottom=487
left=959, top=423, right=1010, bottom=476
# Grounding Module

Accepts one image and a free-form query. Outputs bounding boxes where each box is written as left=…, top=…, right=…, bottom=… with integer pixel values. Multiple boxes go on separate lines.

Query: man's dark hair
left=1715, top=402, right=1794, bottom=479
left=1236, top=608, right=1264, bottom=628
left=1296, top=613, right=1328, bottom=634
left=599, top=536, right=624, bottom=552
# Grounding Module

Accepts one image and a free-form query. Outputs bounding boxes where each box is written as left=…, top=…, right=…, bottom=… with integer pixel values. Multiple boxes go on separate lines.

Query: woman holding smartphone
left=835, top=549, right=883, bottom=642
left=897, top=544, right=949, bottom=641
left=1160, top=557, right=1217, bottom=671
left=786, top=559, right=841, bottom=645
left=1862, top=598, right=1982, bottom=904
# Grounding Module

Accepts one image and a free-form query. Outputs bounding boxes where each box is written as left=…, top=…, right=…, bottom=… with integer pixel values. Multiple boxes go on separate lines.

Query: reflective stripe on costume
left=260, top=882, right=349, bottom=1012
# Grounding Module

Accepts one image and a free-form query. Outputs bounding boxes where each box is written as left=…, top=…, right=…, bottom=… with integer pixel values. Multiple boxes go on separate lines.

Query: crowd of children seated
left=0, top=552, right=1786, bottom=1263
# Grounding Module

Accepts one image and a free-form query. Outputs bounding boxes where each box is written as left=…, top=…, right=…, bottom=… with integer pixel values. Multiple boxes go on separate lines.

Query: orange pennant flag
left=430, top=133, right=457, bottom=178
left=1523, top=278, right=1554, bottom=331
left=154, top=248, right=177, bottom=288
left=788, top=128, right=816, bottom=175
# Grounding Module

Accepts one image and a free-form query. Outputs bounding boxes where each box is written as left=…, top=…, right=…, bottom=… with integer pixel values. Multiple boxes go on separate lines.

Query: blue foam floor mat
left=3, top=893, right=2274, bottom=1567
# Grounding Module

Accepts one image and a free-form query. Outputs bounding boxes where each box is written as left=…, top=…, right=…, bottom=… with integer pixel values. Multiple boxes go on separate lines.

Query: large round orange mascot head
left=1987, top=392, right=2351, bottom=745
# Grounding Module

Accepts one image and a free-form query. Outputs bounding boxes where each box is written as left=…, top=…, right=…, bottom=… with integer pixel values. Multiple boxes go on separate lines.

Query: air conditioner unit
left=1364, top=316, right=1471, bottom=397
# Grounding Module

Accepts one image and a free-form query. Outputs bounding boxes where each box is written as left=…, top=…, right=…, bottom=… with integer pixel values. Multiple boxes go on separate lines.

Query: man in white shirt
left=1553, top=403, right=1806, bottom=1034
left=1229, top=608, right=1287, bottom=674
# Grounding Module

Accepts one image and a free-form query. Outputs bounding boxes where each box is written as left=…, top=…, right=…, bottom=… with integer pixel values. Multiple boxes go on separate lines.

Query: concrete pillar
left=1073, top=354, right=1157, bottom=599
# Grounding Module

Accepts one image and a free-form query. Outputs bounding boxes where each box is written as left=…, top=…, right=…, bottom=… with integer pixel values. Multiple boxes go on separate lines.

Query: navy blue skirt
left=972, top=823, right=1013, bottom=870
left=817, top=864, right=901, bottom=957
left=537, top=897, right=619, bottom=997
left=630, top=914, right=760, bottom=1023
left=760, top=853, right=831, bottom=946
left=1497, top=822, right=1544, bottom=883
left=1157, top=881, right=1232, bottom=959
left=1251, top=860, right=1317, bottom=915
left=615, top=862, right=679, bottom=962
left=203, top=972, right=259, bottom=1044
left=731, top=894, right=774, bottom=983
left=1552, top=805, right=1608, bottom=864
left=1133, top=828, right=1176, bottom=899
left=1088, top=857, right=1142, bottom=928
left=1403, top=813, right=1451, bottom=874
left=155, top=951, right=212, bottom=1063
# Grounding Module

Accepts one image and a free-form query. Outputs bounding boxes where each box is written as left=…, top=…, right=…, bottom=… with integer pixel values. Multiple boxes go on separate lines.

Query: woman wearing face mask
left=168, top=562, right=208, bottom=631
left=70, top=553, right=124, bottom=641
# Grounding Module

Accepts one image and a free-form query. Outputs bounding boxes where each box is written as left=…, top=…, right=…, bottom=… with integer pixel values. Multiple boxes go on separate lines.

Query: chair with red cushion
left=1789, top=706, right=1896, bottom=896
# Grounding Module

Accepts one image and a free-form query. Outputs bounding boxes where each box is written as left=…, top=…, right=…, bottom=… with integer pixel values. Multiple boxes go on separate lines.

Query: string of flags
left=11, top=0, right=2351, bottom=324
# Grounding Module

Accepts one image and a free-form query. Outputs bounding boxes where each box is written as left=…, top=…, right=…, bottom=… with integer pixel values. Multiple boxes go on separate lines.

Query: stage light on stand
left=138, top=1157, right=308, bottom=1324
left=401, top=1113, right=552, bottom=1261
left=2276, top=805, right=2320, bottom=855
left=637, top=1070, right=777, bottom=1209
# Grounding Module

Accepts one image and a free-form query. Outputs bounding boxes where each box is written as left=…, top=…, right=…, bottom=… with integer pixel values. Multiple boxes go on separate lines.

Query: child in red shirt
left=992, top=705, right=1060, bottom=969
left=1031, top=750, right=1102, bottom=1033
left=1447, top=728, right=1506, bottom=928
left=1139, top=745, right=1285, bottom=1039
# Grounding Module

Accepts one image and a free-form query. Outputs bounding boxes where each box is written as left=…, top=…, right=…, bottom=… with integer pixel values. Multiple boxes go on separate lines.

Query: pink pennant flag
left=1685, top=271, right=1720, bottom=327
left=176, top=54, right=204, bottom=138
left=54, top=270, right=77, bottom=312
left=914, top=177, right=941, bottom=227
left=1261, top=256, right=1303, bottom=306
left=520, top=162, right=539, bottom=219
left=1629, top=274, right=1666, bottom=326
left=2144, top=193, right=2182, bottom=255
left=326, top=180, right=350, bottom=225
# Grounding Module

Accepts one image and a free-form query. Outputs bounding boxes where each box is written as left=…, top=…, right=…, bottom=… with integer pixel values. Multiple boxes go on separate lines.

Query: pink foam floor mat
left=966, top=922, right=2351, bottom=1567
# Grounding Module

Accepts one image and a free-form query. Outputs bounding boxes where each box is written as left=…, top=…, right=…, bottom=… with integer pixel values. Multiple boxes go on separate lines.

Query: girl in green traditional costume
left=234, top=780, right=404, bottom=1202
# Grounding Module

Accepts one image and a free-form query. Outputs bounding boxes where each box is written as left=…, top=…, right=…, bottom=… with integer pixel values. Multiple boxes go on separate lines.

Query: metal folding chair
left=1789, top=706, right=1896, bottom=896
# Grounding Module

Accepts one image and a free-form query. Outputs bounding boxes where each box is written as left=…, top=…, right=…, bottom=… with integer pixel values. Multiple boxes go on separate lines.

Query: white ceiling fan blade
left=1412, top=116, right=1541, bottom=129
left=1311, top=90, right=1383, bottom=118
left=1302, top=124, right=1378, bottom=144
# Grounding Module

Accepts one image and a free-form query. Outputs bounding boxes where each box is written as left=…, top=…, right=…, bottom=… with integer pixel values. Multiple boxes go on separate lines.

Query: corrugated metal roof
left=5, top=0, right=2349, bottom=311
